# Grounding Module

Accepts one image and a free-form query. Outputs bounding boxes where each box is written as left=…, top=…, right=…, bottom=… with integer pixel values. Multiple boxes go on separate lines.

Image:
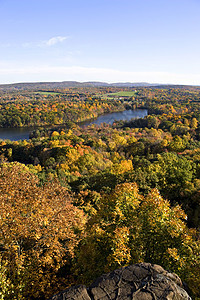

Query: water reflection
left=80, top=109, right=148, bottom=126
left=0, top=109, right=148, bottom=141
left=0, top=127, right=31, bottom=141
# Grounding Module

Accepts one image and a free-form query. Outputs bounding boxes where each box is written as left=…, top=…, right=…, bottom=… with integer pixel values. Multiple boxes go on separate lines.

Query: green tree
left=149, top=152, right=195, bottom=201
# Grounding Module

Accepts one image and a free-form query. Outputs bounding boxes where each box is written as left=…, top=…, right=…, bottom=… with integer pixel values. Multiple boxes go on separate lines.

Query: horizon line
left=0, top=80, right=199, bottom=87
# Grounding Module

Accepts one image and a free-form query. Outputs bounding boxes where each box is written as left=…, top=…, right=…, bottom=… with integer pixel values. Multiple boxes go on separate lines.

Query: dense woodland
left=0, top=86, right=200, bottom=299
left=0, top=87, right=127, bottom=127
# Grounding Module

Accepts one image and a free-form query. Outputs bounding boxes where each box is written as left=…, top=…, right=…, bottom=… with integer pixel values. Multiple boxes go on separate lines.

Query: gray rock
left=49, top=263, right=192, bottom=300
left=49, top=285, right=90, bottom=300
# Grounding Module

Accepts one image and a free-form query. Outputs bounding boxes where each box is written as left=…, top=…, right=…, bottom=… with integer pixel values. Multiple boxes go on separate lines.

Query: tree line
left=0, top=86, right=200, bottom=299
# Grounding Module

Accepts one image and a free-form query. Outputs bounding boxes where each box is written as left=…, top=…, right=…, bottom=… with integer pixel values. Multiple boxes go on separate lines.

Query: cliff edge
left=49, top=262, right=191, bottom=299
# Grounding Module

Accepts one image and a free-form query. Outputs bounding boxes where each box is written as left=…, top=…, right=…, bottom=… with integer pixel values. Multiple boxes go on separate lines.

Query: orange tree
left=0, top=162, right=86, bottom=299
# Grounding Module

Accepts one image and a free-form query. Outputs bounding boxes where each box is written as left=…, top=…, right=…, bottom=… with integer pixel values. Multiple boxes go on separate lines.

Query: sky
left=0, top=0, right=200, bottom=85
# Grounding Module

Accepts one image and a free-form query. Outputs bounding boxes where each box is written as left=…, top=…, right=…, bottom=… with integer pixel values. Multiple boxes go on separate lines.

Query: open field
left=34, top=91, right=62, bottom=95
left=105, top=91, right=136, bottom=97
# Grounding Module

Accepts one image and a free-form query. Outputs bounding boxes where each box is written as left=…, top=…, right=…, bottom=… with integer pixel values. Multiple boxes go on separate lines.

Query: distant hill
left=0, top=81, right=199, bottom=91
left=0, top=81, right=160, bottom=91
left=84, top=81, right=155, bottom=87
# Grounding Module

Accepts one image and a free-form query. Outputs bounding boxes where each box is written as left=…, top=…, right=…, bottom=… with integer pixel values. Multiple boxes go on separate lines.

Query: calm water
left=0, top=109, right=148, bottom=141
left=80, top=109, right=148, bottom=126
left=0, top=127, right=32, bottom=141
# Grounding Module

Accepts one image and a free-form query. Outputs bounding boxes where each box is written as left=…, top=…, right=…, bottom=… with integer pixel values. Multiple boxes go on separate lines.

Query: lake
left=0, top=109, right=148, bottom=141
left=80, top=109, right=148, bottom=126
left=0, top=127, right=33, bottom=141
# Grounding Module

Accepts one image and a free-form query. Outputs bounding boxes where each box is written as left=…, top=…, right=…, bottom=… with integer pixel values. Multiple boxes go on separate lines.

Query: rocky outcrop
left=49, top=263, right=191, bottom=299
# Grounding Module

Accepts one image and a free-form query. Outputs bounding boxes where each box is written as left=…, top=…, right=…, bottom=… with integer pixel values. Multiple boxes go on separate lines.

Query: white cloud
left=44, top=36, right=68, bottom=46
left=21, top=36, right=68, bottom=48
left=0, top=64, right=199, bottom=85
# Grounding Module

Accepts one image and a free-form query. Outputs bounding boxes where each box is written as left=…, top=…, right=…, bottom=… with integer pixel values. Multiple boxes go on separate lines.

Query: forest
left=0, top=86, right=200, bottom=299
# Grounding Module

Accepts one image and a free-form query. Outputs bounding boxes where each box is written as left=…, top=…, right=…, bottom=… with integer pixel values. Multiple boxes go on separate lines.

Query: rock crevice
left=49, top=263, right=191, bottom=300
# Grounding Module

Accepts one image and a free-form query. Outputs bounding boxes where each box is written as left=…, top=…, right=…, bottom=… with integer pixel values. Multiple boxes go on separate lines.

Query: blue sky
left=0, top=0, right=200, bottom=84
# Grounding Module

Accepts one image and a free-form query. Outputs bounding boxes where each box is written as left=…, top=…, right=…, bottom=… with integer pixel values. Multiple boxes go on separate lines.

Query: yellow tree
left=74, top=183, right=142, bottom=283
left=74, top=183, right=200, bottom=298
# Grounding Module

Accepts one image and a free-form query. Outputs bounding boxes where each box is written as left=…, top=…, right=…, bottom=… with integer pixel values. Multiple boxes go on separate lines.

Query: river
left=0, top=109, right=148, bottom=141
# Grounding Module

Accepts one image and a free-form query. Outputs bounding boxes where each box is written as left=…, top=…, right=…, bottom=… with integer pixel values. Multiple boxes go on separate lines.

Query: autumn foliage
left=0, top=86, right=200, bottom=299
left=74, top=183, right=200, bottom=292
left=0, top=163, right=86, bottom=299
